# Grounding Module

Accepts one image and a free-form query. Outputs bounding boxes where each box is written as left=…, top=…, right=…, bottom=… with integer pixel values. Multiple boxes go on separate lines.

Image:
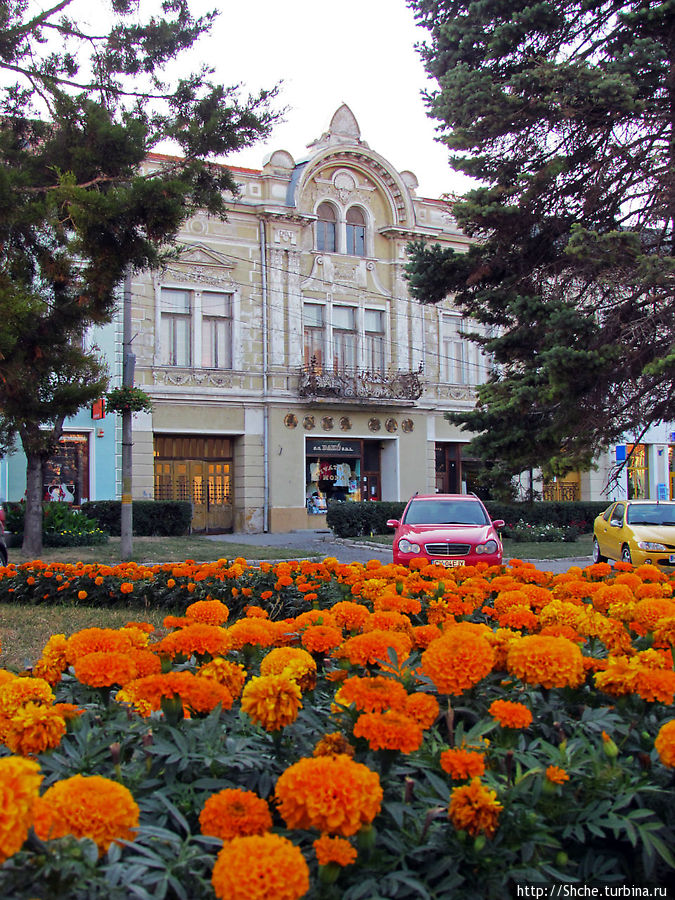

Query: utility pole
left=121, top=270, right=135, bottom=561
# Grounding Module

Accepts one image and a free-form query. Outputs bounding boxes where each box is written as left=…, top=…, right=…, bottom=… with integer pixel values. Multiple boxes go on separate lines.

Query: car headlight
left=476, top=540, right=499, bottom=555
left=637, top=541, right=668, bottom=551
left=398, top=538, right=421, bottom=554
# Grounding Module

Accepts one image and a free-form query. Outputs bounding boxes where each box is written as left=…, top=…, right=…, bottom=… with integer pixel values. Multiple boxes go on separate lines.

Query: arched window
left=346, top=207, right=366, bottom=256
left=316, top=202, right=337, bottom=253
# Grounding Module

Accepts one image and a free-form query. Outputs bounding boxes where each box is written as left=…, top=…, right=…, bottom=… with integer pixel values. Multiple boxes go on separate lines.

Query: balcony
left=298, top=360, right=423, bottom=403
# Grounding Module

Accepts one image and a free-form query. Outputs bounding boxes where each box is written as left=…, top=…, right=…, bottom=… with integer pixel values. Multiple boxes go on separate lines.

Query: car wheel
left=592, top=538, right=607, bottom=564
left=621, top=544, right=633, bottom=565
left=0, top=540, right=7, bottom=567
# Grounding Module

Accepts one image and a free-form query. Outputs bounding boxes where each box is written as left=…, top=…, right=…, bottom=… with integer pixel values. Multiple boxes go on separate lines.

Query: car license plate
left=437, top=559, right=463, bottom=567
left=670, top=554, right=675, bottom=564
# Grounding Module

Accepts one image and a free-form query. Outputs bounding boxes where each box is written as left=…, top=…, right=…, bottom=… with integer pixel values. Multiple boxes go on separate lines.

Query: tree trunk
left=23, top=452, right=44, bottom=558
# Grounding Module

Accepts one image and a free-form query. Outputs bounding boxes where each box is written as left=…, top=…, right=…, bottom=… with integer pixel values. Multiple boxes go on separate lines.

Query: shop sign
left=306, top=438, right=361, bottom=457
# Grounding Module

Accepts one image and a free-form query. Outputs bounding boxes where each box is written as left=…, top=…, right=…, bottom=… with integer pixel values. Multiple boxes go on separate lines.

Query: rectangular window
left=333, top=306, right=356, bottom=371
left=627, top=444, right=649, bottom=499
left=442, top=315, right=471, bottom=384
left=364, top=309, right=385, bottom=373
left=201, top=292, right=232, bottom=369
left=303, top=303, right=325, bottom=368
left=160, top=288, right=192, bottom=367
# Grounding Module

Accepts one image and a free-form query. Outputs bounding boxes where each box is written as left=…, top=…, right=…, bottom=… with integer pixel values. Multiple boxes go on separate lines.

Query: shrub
left=81, top=501, right=192, bottom=536
left=500, top=520, right=580, bottom=543
left=327, top=501, right=406, bottom=537
left=5, top=502, right=109, bottom=547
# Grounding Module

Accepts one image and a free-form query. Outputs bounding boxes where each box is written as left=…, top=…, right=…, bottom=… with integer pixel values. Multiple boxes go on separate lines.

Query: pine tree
left=0, top=0, right=279, bottom=555
left=406, top=0, right=674, bottom=481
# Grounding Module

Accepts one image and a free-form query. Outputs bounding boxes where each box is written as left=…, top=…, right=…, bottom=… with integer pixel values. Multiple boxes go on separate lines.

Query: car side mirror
left=492, top=520, right=505, bottom=528
left=386, top=519, right=400, bottom=528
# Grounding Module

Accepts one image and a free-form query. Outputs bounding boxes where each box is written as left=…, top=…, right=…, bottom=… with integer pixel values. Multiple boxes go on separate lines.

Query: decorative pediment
left=172, top=243, right=238, bottom=270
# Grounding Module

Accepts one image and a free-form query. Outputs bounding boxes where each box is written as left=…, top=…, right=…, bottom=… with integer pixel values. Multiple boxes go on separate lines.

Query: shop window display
left=306, top=458, right=361, bottom=513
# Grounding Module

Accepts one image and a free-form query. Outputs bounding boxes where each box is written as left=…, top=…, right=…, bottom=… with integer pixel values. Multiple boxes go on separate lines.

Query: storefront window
left=305, top=438, right=374, bottom=513
left=627, top=444, right=649, bottom=499
left=44, top=433, right=90, bottom=503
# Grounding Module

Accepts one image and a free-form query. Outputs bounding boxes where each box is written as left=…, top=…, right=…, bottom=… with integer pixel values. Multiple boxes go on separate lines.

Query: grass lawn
left=349, top=532, right=594, bottom=560
left=0, top=604, right=170, bottom=672
left=5, top=535, right=317, bottom=566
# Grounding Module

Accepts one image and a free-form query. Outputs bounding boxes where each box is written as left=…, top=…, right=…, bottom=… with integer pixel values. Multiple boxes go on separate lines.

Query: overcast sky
left=184, top=0, right=472, bottom=199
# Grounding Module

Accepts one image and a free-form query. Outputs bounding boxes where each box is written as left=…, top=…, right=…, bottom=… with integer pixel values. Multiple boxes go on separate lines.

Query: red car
left=387, top=493, right=504, bottom=567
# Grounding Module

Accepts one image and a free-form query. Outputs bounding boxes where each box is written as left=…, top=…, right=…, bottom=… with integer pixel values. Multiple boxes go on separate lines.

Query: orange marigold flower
left=117, top=671, right=233, bottom=717
left=301, top=624, right=344, bottom=654
left=156, top=623, right=230, bottom=659
left=126, top=648, right=162, bottom=679
left=186, top=599, right=229, bottom=626
left=448, top=777, right=502, bottom=838
left=334, top=675, right=408, bottom=714
left=313, top=732, right=355, bottom=758
left=226, top=617, right=278, bottom=651
left=260, top=647, right=317, bottom=692
left=65, top=627, right=133, bottom=664
left=330, top=601, right=371, bottom=632
left=421, top=630, right=494, bottom=696
left=3, top=703, right=66, bottom=756
left=77, top=590, right=88, bottom=600
left=497, top=607, right=540, bottom=632
left=403, top=692, right=440, bottom=729
left=241, top=673, right=302, bottom=731
left=632, top=667, right=675, bottom=704
left=276, top=754, right=382, bottom=836
left=74, top=651, right=138, bottom=688
left=124, top=621, right=155, bottom=634
left=163, top=615, right=189, bottom=629
left=633, top=598, right=675, bottom=632
left=655, top=720, right=675, bottom=768
left=0, top=677, right=55, bottom=718
left=197, top=658, right=247, bottom=699
left=353, top=709, right=424, bottom=754
left=506, top=635, right=584, bottom=689
left=246, top=605, right=270, bottom=618
left=545, top=765, right=569, bottom=785
left=0, top=669, right=16, bottom=689
left=211, top=833, right=310, bottom=900
left=313, top=834, right=357, bottom=867
left=0, top=756, right=43, bottom=863
left=488, top=699, right=533, bottom=729
left=199, top=788, right=273, bottom=841
left=33, top=774, right=139, bottom=855
left=440, top=748, right=486, bottom=780
left=412, top=624, right=443, bottom=649
left=120, top=582, right=134, bottom=594
left=334, top=629, right=412, bottom=670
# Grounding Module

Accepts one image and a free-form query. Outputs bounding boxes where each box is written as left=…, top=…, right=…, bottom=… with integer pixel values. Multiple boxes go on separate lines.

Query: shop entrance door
left=154, top=436, right=233, bottom=532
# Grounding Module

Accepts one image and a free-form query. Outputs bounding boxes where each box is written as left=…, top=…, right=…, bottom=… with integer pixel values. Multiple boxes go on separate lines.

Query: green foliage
left=500, top=520, right=578, bottom=543
left=0, top=0, right=279, bottom=555
left=105, top=386, right=153, bottom=415
left=5, top=502, right=109, bottom=547
left=406, top=0, right=675, bottom=475
left=327, top=500, right=604, bottom=536
left=483, top=501, right=607, bottom=534
left=326, top=501, right=407, bottom=537
left=80, top=501, right=193, bottom=537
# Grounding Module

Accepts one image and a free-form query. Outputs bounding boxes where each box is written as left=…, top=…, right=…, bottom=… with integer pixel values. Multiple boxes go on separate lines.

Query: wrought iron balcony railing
left=298, top=360, right=423, bottom=402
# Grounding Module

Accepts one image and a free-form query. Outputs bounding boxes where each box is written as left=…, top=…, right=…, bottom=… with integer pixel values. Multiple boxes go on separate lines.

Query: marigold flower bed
left=0, top=555, right=674, bottom=898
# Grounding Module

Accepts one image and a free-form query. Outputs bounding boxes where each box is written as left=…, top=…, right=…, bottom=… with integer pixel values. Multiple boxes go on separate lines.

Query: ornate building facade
left=129, top=106, right=495, bottom=532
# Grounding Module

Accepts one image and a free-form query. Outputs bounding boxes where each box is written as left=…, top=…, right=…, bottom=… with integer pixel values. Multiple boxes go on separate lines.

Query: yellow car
left=592, top=500, right=675, bottom=569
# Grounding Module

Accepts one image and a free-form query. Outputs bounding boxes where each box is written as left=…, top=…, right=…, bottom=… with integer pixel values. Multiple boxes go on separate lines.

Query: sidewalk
left=205, top=530, right=590, bottom=573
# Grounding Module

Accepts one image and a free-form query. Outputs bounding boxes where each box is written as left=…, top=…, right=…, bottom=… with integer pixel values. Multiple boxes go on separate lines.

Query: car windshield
left=626, top=504, right=675, bottom=526
left=403, top=499, right=489, bottom=526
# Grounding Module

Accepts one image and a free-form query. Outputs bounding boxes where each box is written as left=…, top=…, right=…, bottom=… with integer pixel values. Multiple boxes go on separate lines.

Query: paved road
left=205, top=530, right=591, bottom=574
